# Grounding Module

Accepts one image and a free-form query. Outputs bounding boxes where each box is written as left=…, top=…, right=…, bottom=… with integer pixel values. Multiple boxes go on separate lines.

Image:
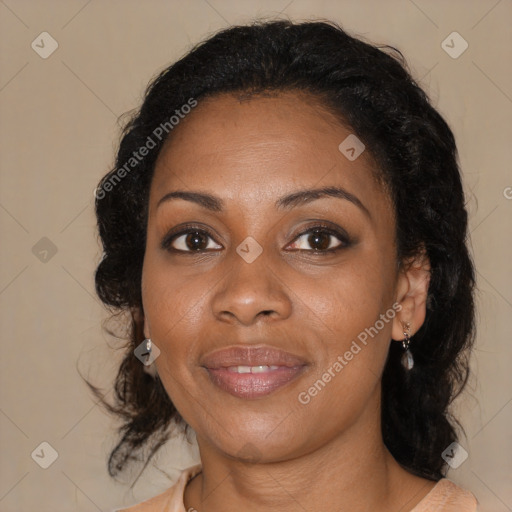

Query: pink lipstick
left=201, top=345, right=308, bottom=399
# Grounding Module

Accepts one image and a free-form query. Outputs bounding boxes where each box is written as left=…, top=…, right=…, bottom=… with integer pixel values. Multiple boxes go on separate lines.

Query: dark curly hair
left=88, top=19, right=476, bottom=484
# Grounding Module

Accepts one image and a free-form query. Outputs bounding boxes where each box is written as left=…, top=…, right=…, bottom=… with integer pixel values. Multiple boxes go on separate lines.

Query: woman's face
left=142, top=91, right=408, bottom=462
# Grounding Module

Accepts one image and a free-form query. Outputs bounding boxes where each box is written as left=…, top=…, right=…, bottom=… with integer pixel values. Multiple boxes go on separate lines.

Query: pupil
left=308, top=230, right=330, bottom=250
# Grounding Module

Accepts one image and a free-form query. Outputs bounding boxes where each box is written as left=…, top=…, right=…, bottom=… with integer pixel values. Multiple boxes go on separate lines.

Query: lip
left=201, top=345, right=308, bottom=369
left=201, top=345, right=308, bottom=399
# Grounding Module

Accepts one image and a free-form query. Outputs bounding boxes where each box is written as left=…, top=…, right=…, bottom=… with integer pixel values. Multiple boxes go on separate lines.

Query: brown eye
left=306, top=230, right=332, bottom=251
left=162, top=227, right=222, bottom=253
left=287, top=226, right=351, bottom=253
left=182, top=231, right=210, bottom=251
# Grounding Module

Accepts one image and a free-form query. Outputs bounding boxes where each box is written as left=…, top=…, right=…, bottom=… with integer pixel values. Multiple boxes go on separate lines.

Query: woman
left=92, top=20, right=478, bottom=511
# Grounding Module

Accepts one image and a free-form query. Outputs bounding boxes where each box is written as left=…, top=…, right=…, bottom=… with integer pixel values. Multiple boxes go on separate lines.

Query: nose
left=211, top=248, right=292, bottom=326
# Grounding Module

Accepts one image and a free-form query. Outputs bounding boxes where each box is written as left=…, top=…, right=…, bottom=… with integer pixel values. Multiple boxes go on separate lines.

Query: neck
left=184, top=390, right=435, bottom=512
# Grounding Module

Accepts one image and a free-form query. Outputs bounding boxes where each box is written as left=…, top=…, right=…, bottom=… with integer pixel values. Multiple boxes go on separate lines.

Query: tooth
left=225, top=365, right=283, bottom=373
left=251, top=365, right=269, bottom=373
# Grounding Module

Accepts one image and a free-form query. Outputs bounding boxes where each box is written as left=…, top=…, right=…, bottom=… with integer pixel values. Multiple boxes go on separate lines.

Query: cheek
left=141, top=254, right=225, bottom=416
left=142, top=247, right=209, bottom=335
left=291, top=252, right=395, bottom=399
left=290, top=270, right=394, bottom=442
left=295, top=253, right=393, bottom=341
left=141, top=256, right=196, bottom=376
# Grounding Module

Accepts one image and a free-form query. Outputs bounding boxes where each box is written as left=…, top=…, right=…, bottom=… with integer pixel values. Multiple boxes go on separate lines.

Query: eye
left=161, top=225, right=222, bottom=253
left=287, top=225, right=351, bottom=254
left=161, top=222, right=351, bottom=255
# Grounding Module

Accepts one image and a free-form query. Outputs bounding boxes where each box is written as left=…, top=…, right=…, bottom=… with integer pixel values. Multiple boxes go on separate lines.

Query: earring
left=401, top=322, right=414, bottom=370
left=142, top=338, right=158, bottom=377
left=143, top=338, right=152, bottom=365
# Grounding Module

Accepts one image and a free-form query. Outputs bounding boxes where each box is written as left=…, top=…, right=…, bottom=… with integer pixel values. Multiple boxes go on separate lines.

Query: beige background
left=0, top=1, right=511, bottom=511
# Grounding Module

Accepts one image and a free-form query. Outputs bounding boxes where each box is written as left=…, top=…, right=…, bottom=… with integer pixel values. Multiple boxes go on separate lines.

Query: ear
left=391, top=249, right=431, bottom=341
left=131, top=306, right=150, bottom=339
left=143, top=314, right=150, bottom=339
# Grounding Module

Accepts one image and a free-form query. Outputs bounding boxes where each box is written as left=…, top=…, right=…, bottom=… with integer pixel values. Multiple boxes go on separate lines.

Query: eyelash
left=160, top=222, right=352, bottom=256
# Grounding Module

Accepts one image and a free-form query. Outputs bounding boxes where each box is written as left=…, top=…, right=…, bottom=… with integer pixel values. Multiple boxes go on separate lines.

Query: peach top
left=115, top=463, right=478, bottom=512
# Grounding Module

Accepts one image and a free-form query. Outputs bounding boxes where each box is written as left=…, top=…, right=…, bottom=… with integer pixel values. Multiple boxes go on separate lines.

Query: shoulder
left=412, top=478, right=478, bottom=512
left=113, top=463, right=202, bottom=512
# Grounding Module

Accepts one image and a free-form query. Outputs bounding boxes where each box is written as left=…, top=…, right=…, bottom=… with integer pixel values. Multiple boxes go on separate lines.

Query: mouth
left=204, top=365, right=307, bottom=399
left=200, top=345, right=308, bottom=399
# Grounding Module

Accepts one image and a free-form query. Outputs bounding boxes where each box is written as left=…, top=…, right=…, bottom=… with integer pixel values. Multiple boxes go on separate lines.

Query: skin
left=141, top=91, right=433, bottom=511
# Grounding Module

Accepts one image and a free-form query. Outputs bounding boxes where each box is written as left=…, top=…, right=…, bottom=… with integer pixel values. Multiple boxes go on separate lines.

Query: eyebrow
left=156, top=186, right=371, bottom=218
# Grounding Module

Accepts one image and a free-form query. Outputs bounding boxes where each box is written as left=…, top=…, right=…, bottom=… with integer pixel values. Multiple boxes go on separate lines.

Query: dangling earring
left=401, top=322, right=414, bottom=370
left=142, top=338, right=158, bottom=377
left=142, top=338, right=153, bottom=366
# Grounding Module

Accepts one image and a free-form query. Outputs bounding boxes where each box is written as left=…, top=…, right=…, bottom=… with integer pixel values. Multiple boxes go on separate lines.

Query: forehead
left=150, top=91, right=391, bottom=219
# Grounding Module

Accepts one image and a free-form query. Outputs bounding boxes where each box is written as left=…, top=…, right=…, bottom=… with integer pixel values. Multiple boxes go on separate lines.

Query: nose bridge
left=211, top=238, right=291, bottom=325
